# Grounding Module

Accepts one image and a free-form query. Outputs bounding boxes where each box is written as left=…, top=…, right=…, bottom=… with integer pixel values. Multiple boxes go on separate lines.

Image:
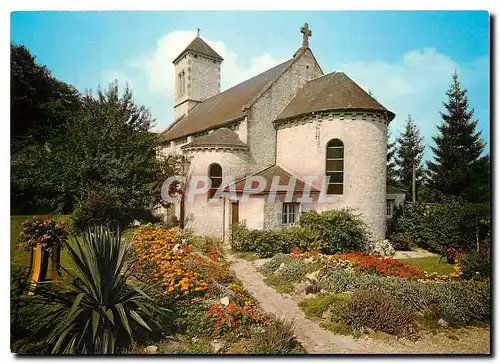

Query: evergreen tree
left=10, top=44, right=80, bottom=148
left=395, top=114, right=425, bottom=199
left=427, top=70, right=485, bottom=199
left=386, top=130, right=397, bottom=185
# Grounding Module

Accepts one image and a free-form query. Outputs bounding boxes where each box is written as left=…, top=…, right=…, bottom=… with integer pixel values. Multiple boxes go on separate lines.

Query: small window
left=282, top=203, right=299, bottom=226
left=208, top=163, right=222, bottom=199
left=386, top=199, right=395, bottom=217
left=326, top=139, right=344, bottom=195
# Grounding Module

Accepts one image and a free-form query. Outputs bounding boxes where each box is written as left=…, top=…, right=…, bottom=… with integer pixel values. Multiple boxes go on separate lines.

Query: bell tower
left=173, top=30, right=223, bottom=120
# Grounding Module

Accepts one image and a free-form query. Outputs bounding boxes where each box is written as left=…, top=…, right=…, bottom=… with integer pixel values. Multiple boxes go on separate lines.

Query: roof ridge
left=242, top=48, right=308, bottom=111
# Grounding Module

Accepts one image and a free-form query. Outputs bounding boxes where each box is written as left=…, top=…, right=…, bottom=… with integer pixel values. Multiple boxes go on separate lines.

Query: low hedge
left=230, top=208, right=369, bottom=257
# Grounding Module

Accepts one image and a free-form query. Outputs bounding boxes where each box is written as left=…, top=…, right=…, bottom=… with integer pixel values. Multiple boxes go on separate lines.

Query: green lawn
left=398, top=256, right=454, bottom=275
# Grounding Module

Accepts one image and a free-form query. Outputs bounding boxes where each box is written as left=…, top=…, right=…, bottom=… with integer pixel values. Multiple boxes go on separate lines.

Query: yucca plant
left=35, top=226, right=167, bottom=354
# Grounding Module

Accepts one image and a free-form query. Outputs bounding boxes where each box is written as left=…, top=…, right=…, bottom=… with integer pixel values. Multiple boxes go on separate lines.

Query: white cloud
left=340, top=48, right=488, bottom=160
left=103, top=30, right=288, bottom=131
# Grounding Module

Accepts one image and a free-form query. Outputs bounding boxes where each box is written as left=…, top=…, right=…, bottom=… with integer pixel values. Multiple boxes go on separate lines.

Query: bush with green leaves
left=299, top=294, right=347, bottom=320
left=460, top=247, right=491, bottom=279
left=344, top=290, right=414, bottom=336
left=276, top=260, right=307, bottom=282
left=249, top=317, right=302, bottom=354
left=281, top=225, right=322, bottom=252
left=298, top=209, right=368, bottom=254
left=389, top=232, right=414, bottom=251
left=396, top=198, right=490, bottom=254
left=34, top=226, right=168, bottom=354
left=260, top=254, right=290, bottom=275
left=427, top=280, right=490, bottom=326
left=230, top=223, right=291, bottom=258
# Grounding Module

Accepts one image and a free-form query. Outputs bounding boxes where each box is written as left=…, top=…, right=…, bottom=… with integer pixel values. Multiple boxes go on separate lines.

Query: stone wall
left=182, top=148, right=251, bottom=237
left=246, top=49, right=323, bottom=172
left=276, top=111, right=388, bottom=240
left=173, top=52, right=221, bottom=120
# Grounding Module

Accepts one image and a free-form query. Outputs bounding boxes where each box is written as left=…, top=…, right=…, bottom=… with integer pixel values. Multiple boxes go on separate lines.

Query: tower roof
left=181, top=128, right=248, bottom=150
left=173, top=36, right=223, bottom=64
left=275, top=72, right=395, bottom=123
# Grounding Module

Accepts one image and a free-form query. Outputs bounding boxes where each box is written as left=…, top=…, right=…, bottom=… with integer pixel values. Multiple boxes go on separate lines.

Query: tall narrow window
left=208, top=163, right=222, bottom=199
left=177, top=73, right=182, bottom=96
left=181, top=70, right=186, bottom=95
left=326, top=139, right=344, bottom=195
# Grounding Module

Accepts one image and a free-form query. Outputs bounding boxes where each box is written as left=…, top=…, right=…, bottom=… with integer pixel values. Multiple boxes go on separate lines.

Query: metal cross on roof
left=300, top=23, right=312, bottom=48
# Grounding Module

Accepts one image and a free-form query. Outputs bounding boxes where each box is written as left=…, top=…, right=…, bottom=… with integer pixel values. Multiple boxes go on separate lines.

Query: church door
left=231, top=201, right=239, bottom=226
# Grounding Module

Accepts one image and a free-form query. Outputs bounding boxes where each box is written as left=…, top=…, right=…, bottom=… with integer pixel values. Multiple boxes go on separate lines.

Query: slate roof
left=387, top=184, right=407, bottom=194
left=173, top=36, right=223, bottom=64
left=181, top=128, right=248, bottom=150
left=227, top=165, right=320, bottom=194
left=275, top=72, right=395, bottom=122
left=161, top=57, right=295, bottom=142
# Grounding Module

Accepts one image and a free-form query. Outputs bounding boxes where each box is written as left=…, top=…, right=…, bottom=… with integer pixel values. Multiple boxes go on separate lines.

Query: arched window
left=208, top=163, right=222, bottom=199
left=326, top=139, right=344, bottom=195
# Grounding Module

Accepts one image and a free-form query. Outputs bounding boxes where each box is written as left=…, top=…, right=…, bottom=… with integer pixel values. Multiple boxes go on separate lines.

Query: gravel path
left=393, top=248, right=439, bottom=260
left=227, top=254, right=358, bottom=354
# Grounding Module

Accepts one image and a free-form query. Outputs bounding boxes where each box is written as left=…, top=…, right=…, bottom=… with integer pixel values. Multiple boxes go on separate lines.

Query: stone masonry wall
left=276, top=112, right=388, bottom=240
left=246, top=49, right=323, bottom=172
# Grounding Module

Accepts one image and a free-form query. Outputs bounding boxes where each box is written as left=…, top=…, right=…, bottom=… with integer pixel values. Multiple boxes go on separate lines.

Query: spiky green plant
left=36, top=226, right=167, bottom=354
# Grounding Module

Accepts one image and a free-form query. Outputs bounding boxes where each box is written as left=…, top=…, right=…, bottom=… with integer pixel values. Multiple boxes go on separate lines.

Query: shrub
left=260, top=254, right=290, bottom=275
left=344, top=290, right=414, bottom=336
left=71, top=186, right=158, bottom=232
left=35, top=227, right=167, bottom=354
left=230, top=223, right=290, bottom=258
left=298, top=209, right=368, bottom=254
left=299, top=294, right=345, bottom=320
left=428, top=280, right=490, bottom=326
left=396, top=199, right=490, bottom=255
left=318, top=269, right=362, bottom=293
left=281, top=225, right=322, bottom=252
left=249, top=317, right=302, bottom=354
left=389, top=232, right=414, bottom=251
left=460, top=247, right=491, bottom=279
left=276, top=260, right=307, bottom=282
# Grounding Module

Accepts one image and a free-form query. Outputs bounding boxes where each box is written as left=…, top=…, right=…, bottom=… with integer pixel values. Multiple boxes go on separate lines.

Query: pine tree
left=395, top=114, right=425, bottom=199
left=386, top=130, right=397, bottom=185
left=427, top=70, right=485, bottom=199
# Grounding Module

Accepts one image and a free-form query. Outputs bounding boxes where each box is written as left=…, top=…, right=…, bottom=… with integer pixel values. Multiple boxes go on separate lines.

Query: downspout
left=222, top=197, right=226, bottom=245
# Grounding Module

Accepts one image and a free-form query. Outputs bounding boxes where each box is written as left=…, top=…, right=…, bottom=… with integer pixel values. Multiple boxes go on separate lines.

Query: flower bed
left=132, top=226, right=209, bottom=298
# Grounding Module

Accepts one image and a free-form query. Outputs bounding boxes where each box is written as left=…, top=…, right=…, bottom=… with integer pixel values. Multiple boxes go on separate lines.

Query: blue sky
left=11, top=11, right=490, bottom=160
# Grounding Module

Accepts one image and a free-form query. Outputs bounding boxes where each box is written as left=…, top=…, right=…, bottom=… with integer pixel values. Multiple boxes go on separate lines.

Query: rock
left=275, top=262, right=286, bottom=273
left=366, top=239, right=396, bottom=257
left=438, top=318, right=449, bottom=327
left=306, top=270, right=321, bottom=281
left=211, top=340, right=222, bottom=353
left=145, top=345, right=158, bottom=354
left=220, top=296, right=230, bottom=306
left=303, top=257, right=315, bottom=264
left=294, top=281, right=309, bottom=295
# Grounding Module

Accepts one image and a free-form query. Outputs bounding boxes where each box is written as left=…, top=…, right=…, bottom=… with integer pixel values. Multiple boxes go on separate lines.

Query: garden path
left=227, top=253, right=358, bottom=354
